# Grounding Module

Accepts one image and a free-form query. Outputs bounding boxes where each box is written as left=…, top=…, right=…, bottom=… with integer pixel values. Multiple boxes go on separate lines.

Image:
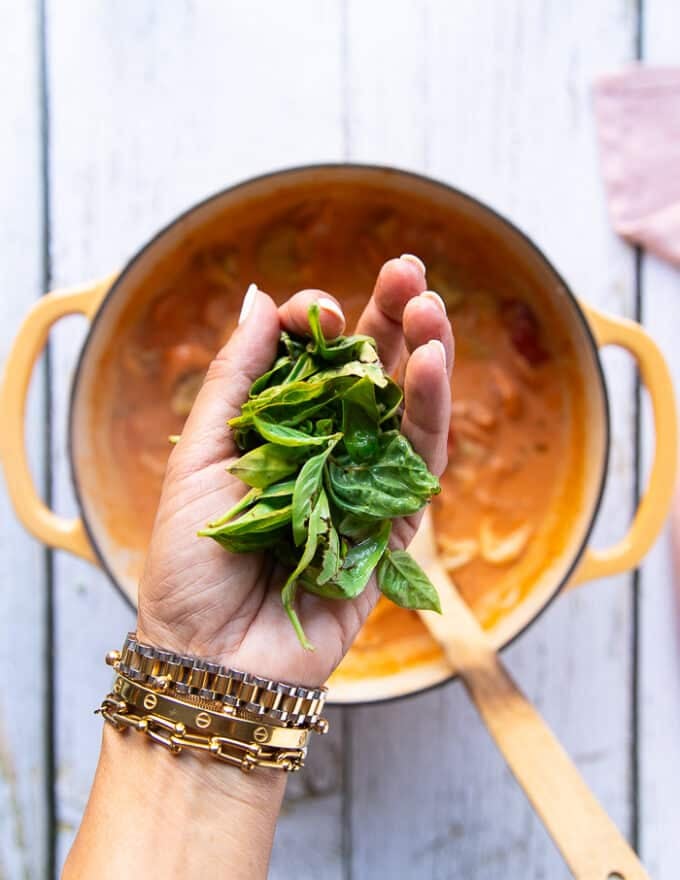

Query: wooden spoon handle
left=459, top=652, right=647, bottom=880
left=421, top=560, right=649, bottom=880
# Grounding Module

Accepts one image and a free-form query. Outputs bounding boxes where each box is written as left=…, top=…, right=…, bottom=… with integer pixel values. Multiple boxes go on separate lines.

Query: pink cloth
left=594, top=66, right=680, bottom=266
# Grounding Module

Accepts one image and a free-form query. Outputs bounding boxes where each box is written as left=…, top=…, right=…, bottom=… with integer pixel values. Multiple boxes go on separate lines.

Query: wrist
left=101, top=721, right=287, bottom=824
left=64, top=723, right=286, bottom=880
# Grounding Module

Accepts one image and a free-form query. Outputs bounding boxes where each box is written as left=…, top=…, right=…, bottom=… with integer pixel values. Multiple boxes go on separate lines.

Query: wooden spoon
left=410, top=508, right=649, bottom=880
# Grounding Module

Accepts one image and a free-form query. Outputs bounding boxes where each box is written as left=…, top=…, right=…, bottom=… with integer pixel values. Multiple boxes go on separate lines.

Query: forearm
left=63, top=723, right=287, bottom=879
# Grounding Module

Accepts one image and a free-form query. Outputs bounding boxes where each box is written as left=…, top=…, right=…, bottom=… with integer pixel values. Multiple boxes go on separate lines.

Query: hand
left=137, top=256, right=454, bottom=686
left=65, top=260, right=454, bottom=879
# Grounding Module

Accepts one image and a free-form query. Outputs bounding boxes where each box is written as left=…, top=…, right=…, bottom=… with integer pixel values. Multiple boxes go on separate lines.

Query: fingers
left=168, top=271, right=453, bottom=482
left=355, top=256, right=427, bottom=372
left=400, top=289, right=454, bottom=478
left=172, top=285, right=281, bottom=470
left=278, top=290, right=345, bottom=339
left=403, top=290, right=454, bottom=377
left=402, top=287, right=454, bottom=477
left=401, top=339, right=452, bottom=478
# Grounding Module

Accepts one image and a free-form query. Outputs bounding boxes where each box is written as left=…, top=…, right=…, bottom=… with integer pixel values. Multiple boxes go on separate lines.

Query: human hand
left=137, top=256, right=453, bottom=686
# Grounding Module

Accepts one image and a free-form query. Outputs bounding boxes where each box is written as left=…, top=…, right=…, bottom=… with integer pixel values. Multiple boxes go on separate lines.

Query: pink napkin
left=594, top=66, right=680, bottom=266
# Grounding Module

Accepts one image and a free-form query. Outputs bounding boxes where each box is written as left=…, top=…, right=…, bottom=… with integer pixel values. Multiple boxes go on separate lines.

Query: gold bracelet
left=97, top=637, right=330, bottom=772
left=97, top=691, right=306, bottom=772
left=108, top=632, right=328, bottom=731
left=112, top=674, right=309, bottom=749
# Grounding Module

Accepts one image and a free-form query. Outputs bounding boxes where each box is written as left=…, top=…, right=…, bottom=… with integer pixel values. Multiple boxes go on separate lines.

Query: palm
left=138, top=258, right=453, bottom=686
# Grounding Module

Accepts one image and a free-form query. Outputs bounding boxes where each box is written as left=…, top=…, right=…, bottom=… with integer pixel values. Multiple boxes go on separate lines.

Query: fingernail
left=318, top=297, right=345, bottom=325
left=428, top=339, right=447, bottom=368
left=421, top=290, right=447, bottom=315
left=400, top=253, right=426, bottom=276
left=239, top=283, right=258, bottom=324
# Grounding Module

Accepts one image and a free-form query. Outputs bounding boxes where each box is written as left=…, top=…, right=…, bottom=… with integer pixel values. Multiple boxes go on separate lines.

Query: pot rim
left=67, top=161, right=611, bottom=707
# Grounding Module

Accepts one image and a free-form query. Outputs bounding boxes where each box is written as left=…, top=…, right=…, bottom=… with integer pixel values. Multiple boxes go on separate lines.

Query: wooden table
left=2, top=2, right=679, bottom=878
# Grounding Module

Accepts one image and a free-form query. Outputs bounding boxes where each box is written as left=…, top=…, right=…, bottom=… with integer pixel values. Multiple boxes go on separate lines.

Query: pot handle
left=569, top=303, right=677, bottom=587
left=0, top=275, right=116, bottom=563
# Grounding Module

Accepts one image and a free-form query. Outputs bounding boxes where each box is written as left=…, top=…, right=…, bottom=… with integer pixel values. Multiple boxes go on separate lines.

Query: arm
left=63, top=257, right=453, bottom=879
left=64, top=724, right=286, bottom=879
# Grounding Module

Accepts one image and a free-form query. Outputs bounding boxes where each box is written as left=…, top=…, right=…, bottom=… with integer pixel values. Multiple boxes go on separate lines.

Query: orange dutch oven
left=0, top=165, right=676, bottom=704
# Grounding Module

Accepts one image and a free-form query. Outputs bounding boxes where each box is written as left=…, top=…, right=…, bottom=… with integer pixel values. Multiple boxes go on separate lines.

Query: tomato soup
left=89, top=181, right=585, bottom=679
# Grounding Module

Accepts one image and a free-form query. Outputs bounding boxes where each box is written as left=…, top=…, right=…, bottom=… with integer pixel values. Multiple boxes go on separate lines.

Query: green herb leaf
left=377, top=377, right=403, bottom=423
left=281, top=489, right=331, bottom=649
left=280, top=330, right=306, bottom=360
left=200, top=498, right=292, bottom=538
left=376, top=548, right=442, bottom=613
left=283, top=352, right=318, bottom=385
left=332, top=520, right=391, bottom=597
left=203, top=487, right=263, bottom=529
left=327, top=432, right=440, bottom=519
left=227, top=443, right=307, bottom=488
left=291, top=441, right=337, bottom=546
left=201, top=302, right=443, bottom=649
left=313, top=360, right=388, bottom=388
left=253, top=414, right=335, bottom=448
left=317, top=522, right=342, bottom=584
left=249, top=355, right=294, bottom=396
left=341, top=377, right=380, bottom=462
left=206, top=528, right=289, bottom=554
left=308, top=302, right=377, bottom=364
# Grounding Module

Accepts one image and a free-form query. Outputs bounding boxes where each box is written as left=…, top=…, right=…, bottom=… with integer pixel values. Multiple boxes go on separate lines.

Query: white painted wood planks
left=0, top=1, right=49, bottom=877
left=22, top=0, right=677, bottom=877
left=638, top=4, right=680, bottom=878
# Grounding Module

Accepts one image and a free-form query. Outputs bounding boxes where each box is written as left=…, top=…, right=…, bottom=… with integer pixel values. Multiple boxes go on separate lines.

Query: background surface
left=1, top=2, right=679, bottom=878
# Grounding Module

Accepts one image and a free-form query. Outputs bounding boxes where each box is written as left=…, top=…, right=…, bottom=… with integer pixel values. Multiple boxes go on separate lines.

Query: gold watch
left=97, top=633, right=330, bottom=773
left=110, top=632, right=328, bottom=731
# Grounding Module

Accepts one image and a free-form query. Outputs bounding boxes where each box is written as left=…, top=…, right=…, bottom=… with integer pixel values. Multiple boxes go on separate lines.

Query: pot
left=1, top=165, right=676, bottom=705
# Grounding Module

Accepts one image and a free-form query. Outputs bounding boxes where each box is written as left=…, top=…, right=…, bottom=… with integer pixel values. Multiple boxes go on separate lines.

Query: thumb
left=172, top=284, right=281, bottom=471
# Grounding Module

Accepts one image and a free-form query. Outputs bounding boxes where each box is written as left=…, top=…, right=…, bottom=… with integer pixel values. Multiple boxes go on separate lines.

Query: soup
left=89, top=180, right=585, bottom=680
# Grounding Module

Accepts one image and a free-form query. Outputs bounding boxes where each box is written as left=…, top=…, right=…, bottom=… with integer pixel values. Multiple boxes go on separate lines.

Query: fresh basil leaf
left=280, top=331, right=306, bottom=360
left=253, top=414, right=335, bottom=448
left=249, top=355, right=294, bottom=396
left=259, top=479, right=297, bottom=498
left=234, top=378, right=331, bottom=421
left=327, top=432, right=440, bottom=518
left=202, top=301, right=443, bottom=650
left=282, top=489, right=331, bottom=649
left=331, top=520, right=391, bottom=597
left=200, top=479, right=295, bottom=534
left=200, top=499, right=292, bottom=538
left=230, top=376, right=357, bottom=430
left=298, top=568, right=346, bottom=599
left=300, top=520, right=390, bottom=600
left=227, top=442, right=307, bottom=488
left=314, top=360, right=388, bottom=389
left=315, top=418, right=334, bottom=436
left=357, top=340, right=379, bottom=363
left=283, top=352, right=318, bottom=385
left=291, top=439, right=338, bottom=546
left=335, top=510, right=379, bottom=540
left=377, top=377, right=404, bottom=423
left=317, top=522, right=342, bottom=584
left=203, top=486, right=262, bottom=529
left=377, top=549, right=441, bottom=613
left=206, top=528, right=288, bottom=554
left=308, top=302, right=377, bottom=364
left=341, top=377, right=380, bottom=462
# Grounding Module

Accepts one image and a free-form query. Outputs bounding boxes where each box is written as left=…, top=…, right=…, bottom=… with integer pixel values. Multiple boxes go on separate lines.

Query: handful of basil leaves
left=199, top=304, right=442, bottom=649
